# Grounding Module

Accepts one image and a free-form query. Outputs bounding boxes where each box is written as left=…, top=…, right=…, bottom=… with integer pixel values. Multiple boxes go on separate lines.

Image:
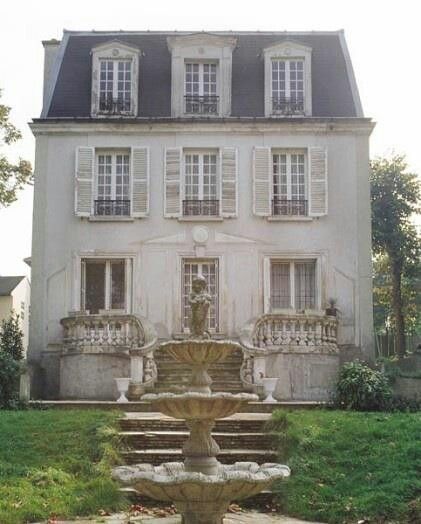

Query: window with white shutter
left=164, top=147, right=182, bottom=217
left=308, top=147, right=328, bottom=217
left=220, top=147, right=237, bottom=217
left=253, top=147, right=271, bottom=217
left=94, top=150, right=131, bottom=217
left=131, top=147, right=149, bottom=217
left=75, top=147, right=94, bottom=217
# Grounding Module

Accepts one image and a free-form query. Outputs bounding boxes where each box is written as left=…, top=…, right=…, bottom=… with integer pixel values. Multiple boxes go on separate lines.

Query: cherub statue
left=189, top=275, right=212, bottom=339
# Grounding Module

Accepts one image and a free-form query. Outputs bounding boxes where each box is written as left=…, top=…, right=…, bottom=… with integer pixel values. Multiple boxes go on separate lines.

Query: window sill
left=267, top=216, right=313, bottom=222
left=88, top=216, right=135, bottom=222
left=178, top=216, right=224, bottom=222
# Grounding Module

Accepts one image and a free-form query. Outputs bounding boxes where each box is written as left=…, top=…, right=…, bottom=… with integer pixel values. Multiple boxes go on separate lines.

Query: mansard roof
left=43, top=30, right=363, bottom=119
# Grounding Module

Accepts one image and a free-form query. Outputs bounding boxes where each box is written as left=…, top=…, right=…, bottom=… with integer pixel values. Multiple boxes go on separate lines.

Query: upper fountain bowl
left=142, top=391, right=258, bottom=420
left=160, top=339, right=242, bottom=366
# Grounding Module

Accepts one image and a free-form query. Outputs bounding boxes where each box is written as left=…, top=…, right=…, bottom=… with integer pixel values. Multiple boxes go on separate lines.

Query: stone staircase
left=119, top=411, right=276, bottom=466
left=118, top=406, right=278, bottom=506
left=152, top=346, right=245, bottom=393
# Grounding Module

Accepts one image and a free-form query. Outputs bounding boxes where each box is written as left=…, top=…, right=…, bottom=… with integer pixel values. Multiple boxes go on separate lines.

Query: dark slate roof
left=0, top=276, right=25, bottom=296
left=45, top=31, right=361, bottom=119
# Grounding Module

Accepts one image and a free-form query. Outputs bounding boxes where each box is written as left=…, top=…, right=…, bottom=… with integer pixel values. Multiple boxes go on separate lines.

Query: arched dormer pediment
left=91, top=40, right=140, bottom=118
left=263, top=40, right=312, bottom=117
left=167, top=33, right=237, bottom=118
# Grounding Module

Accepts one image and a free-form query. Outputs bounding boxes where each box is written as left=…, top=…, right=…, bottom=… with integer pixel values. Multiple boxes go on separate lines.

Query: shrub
left=333, top=360, right=392, bottom=411
left=0, top=350, right=21, bottom=408
left=0, top=312, right=24, bottom=360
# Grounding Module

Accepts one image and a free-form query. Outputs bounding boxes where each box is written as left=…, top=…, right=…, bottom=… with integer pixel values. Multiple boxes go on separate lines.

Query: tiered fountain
left=113, top=276, right=290, bottom=524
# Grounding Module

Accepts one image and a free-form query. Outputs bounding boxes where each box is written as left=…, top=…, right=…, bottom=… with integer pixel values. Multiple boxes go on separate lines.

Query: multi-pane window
left=270, top=260, right=316, bottom=310
left=271, top=59, right=304, bottom=114
left=95, top=152, right=130, bottom=216
left=82, top=259, right=126, bottom=314
left=185, top=62, right=218, bottom=114
left=99, top=59, right=132, bottom=113
left=182, top=259, right=219, bottom=331
left=183, top=151, right=219, bottom=216
left=272, top=151, right=307, bottom=216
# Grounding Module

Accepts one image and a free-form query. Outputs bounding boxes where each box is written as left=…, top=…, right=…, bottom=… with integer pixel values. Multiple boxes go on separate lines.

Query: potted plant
left=326, top=298, right=338, bottom=317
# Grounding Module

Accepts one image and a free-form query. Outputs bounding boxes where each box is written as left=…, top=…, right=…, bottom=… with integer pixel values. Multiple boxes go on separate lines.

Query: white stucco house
left=0, top=276, right=30, bottom=355
left=29, top=30, right=374, bottom=400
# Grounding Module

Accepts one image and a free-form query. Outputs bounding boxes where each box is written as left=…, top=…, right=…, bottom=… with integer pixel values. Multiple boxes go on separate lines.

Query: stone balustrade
left=249, top=313, right=338, bottom=352
left=61, top=313, right=145, bottom=352
left=60, top=312, right=159, bottom=396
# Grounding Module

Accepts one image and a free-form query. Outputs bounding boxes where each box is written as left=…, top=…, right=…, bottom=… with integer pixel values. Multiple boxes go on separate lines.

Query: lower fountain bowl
left=113, top=461, right=290, bottom=504
left=142, top=392, right=259, bottom=420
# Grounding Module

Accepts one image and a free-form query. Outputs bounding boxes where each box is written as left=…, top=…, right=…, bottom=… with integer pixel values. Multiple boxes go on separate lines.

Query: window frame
left=271, top=148, right=308, bottom=216
left=181, top=258, right=220, bottom=333
left=263, top=41, right=312, bottom=117
left=94, top=149, right=131, bottom=217
left=98, top=59, right=133, bottom=114
left=263, top=255, right=322, bottom=313
left=182, top=148, right=220, bottom=216
left=75, top=255, right=134, bottom=315
left=91, top=41, right=140, bottom=118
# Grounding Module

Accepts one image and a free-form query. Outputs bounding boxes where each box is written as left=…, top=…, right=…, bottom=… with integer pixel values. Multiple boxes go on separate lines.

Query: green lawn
left=0, top=409, right=126, bottom=524
left=270, top=409, right=421, bottom=524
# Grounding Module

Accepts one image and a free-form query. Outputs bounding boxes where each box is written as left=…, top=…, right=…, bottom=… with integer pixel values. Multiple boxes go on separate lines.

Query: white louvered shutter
left=164, top=147, right=182, bottom=217
left=253, top=147, right=271, bottom=217
left=309, top=147, right=328, bottom=217
left=131, top=147, right=149, bottom=217
left=220, top=147, right=238, bottom=217
left=75, top=147, right=94, bottom=217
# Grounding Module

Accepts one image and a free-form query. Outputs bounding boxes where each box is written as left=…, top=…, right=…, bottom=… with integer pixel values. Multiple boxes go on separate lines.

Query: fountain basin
left=160, top=339, right=242, bottom=365
left=142, top=392, right=258, bottom=420
left=113, top=461, right=290, bottom=524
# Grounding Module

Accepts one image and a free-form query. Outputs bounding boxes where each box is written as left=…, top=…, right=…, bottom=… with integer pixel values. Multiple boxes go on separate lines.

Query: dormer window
left=271, top=59, right=304, bottom=115
left=185, top=62, right=218, bottom=114
left=263, top=41, right=312, bottom=117
left=99, top=60, right=132, bottom=113
left=91, top=41, right=140, bottom=117
left=167, top=33, right=236, bottom=118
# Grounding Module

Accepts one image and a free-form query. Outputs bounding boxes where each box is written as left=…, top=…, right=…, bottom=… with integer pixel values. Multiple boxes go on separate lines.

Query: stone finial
left=189, top=275, right=212, bottom=339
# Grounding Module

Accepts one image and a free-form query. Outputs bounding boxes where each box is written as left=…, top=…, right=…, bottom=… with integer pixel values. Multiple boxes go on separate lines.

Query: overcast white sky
left=0, top=0, right=420, bottom=278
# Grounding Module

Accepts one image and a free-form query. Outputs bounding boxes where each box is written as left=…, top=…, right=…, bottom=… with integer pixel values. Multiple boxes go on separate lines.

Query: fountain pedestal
left=112, top=276, right=290, bottom=522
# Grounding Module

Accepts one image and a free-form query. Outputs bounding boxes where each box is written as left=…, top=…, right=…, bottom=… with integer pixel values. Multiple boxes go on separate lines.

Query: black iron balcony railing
left=94, top=199, right=130, bottom=216
left=99, top=93, right=131, bottom=114
left=272, top=96, right=305, bottom=115
left=184, top=95, right=219, bottom=115
left=272, top=199, right=308, bottom=217
left=183, top=199, right=220, bottom=217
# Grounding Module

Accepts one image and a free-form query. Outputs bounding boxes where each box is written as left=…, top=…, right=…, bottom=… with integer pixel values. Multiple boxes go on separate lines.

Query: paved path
left=41, top=511, right=323, bottom=523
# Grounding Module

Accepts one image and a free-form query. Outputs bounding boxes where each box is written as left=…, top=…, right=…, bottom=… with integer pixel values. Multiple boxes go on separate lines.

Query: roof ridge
left=61, top=29, right=344, bottom=36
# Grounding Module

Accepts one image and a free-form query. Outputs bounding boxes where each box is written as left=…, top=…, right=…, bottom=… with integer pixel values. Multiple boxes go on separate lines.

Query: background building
left=0, top=275, right=30, bottom=354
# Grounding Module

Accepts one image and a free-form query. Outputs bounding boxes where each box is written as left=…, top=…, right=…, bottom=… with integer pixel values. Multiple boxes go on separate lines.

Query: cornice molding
left=30, top=118, right=375, bottom=136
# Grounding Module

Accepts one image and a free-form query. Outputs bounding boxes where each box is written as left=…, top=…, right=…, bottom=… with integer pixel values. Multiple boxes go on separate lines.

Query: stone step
left=119, top=413, right=271, bottom=433
left=120, top=431, right=273, bottom=449
left=122, top=448, right=278, bottom=466
left=29, top=400, right=323, bottom=412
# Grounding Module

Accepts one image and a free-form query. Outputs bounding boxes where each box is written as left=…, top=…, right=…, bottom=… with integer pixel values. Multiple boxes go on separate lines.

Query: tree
left=0, top=89, right=32, bottom=206
left=371, top=155, right=421, bottom=357
left=0, top=312, right=24, bottom=361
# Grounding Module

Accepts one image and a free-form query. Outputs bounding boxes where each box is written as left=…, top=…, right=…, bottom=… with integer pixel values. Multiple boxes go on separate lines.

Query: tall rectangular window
left=185, top=62, right=218, bottom=114
left=95, top=151, right=130, bottom=216
left=270, top=260, right=316, bottom=310
left=271, top=59, right=304, bottom=114
left=82, top=259, right=127, bottom=314
left=99, top=59, right=132, bottom=113
left=183, top=151, right=219, bottom=216
left=182, top=259, right=219, bottom=331
left=272, top=151, right=307, bottom=216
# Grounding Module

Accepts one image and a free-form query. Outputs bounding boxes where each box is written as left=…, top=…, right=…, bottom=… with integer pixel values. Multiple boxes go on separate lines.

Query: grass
left=269, top=409, right=421, bottom=523
left=0, top=409, right=127, bottom=524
